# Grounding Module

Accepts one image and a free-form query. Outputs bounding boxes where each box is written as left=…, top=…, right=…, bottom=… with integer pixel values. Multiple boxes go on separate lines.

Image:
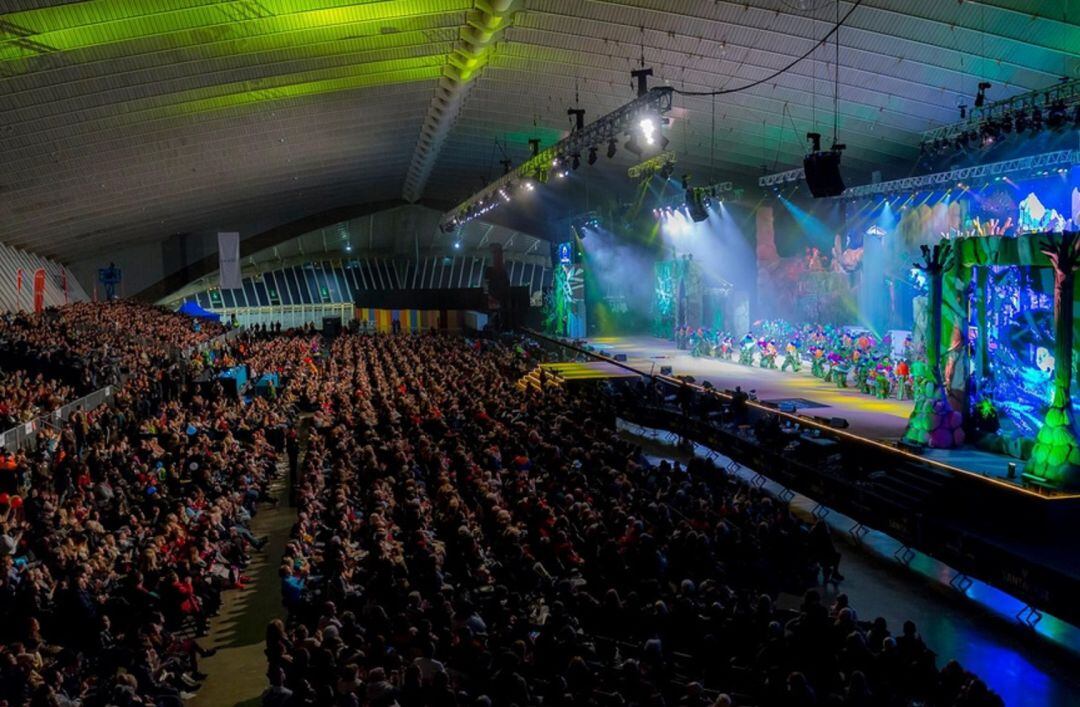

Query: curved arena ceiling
left=0, top=1, right=1076, bottom=264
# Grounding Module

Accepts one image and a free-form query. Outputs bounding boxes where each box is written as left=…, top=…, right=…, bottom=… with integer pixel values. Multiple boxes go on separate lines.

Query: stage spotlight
left=607, top=138, right=617, bottom=158
left=681, top=174, right=690, bottom=190
left=624, top=112, right=669, bottom=156
left=974, top=82, right=991, bottom=108
left=1074, top=105, right=1080, bottom=127
left=1000, top=114, right=1013, bottom=133
left=453, top=240, right=461, bottom=250
left=587, top=146, right=598, bottom=165
left=638, top=115, right=658, bottom=146
left=1031, top=106, right=1043, bottom=131
left=1014, top=109, right=1028, bottom=132
left=659, top=162, right=674, bottom=180
left=571, top=153, right=581, bottom=170
left=1047, top=100, right=1068, bottom=130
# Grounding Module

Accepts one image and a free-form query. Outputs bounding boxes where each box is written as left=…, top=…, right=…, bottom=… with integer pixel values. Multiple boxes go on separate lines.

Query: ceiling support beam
left=401, top=0, right=519, bottom=203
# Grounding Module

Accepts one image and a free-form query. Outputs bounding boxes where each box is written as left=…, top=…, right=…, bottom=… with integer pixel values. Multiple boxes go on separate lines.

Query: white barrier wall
left=0, top=241, right=88, bottom=313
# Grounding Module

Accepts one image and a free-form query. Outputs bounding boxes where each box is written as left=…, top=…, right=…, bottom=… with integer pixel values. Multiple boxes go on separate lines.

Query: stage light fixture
left=1047, top=100, right=1068, bottom=130
left=639, top=115, right=658, bottom=145
left=453, top=240, right=461, bottom=250
left=1031, top=106, right=1043, bottom=131
left=587, top=146, right=598, bottom=165
left=571, top=153, right=581, bottom=170
left=974, top=82, right=991, bottom=107
left=607, top=139, right=617, bottom=158
left=1014, top=109, right=1028, bottom=132
left=624, top=111, right=669, bottom=156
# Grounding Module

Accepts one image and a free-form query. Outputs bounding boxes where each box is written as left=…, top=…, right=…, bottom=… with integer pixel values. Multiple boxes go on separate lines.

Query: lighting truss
left=627, top=151, right=677, bottom=179
left=835, top=149, right=1079, bottom=199
left=920, top=78, right=1080, bottom=146
left=440, top=86, right=675, bottom=230
left=757, top=167, right=805, bottom=187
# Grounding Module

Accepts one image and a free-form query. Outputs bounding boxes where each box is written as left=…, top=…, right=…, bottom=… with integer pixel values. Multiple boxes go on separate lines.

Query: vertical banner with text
left=33, top=268, right=46, bottom=313
left=218, top=232, right=241, bottom=291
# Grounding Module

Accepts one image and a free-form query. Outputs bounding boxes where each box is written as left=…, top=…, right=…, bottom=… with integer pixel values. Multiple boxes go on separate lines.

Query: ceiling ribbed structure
left=0, top=1, right=1076, bottom=263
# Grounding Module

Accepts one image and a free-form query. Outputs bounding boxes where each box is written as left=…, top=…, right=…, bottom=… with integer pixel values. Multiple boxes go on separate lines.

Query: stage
left=585, top=335, right=1049, bottom=490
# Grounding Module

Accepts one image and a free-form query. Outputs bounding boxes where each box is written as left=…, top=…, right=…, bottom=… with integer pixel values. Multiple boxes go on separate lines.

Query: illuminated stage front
left=586, top=334, right=1043, bottom=486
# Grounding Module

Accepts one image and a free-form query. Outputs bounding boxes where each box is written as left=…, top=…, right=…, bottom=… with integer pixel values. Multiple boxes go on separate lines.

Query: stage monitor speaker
left=660, top=365, right=673, bottom=375
left=803, top=150, right=845, bottom=197
left=828, top=417, right=849, bottom=429
left=614, top=353, right=628, bottom=362
left=898, top=439, right=925, bottom=454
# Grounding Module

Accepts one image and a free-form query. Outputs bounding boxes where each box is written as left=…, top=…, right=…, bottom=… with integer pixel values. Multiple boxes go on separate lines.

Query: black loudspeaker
left=614, top=353, right=628, bottom=362
left=898, top=439, right=924, bottom=454
left=685, top=188, right=709, bottom=222
left=808, top=414, right=848, bottom=429
left=322, top=317, right=342, bottom=337
left=803, top=150, right=845, bottom=197
left=660, top=365, right=673, bottom=375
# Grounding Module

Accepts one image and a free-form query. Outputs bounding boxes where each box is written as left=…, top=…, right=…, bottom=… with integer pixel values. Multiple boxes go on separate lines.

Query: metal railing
left=177, top=325, right=246, bottom=361
left=1, top=325, right=245, bottom=451
left=1, top=382, right=117, bottom=451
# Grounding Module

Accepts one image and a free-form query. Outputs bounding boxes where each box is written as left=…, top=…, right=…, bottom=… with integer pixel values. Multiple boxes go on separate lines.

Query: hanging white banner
left=217, top=232, right=241, bottom=290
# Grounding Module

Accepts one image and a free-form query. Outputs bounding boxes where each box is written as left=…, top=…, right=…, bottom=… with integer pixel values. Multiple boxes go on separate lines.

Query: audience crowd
left=0, top=302, right=1005, bottom=706
left=0, top=370, right=74, bottom=427
left=0, top=302, right=227, bottom=425
left=0, top=304, right=274, bottom=706
left=271, top=333, right=1002, bottom=707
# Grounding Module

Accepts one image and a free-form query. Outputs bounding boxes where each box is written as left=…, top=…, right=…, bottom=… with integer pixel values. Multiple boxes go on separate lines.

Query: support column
left=1025, top=232, right=1080, bottom=488
left=974, top=267, right=989, bottom=382
left=905, top=242, right=964, bottom=448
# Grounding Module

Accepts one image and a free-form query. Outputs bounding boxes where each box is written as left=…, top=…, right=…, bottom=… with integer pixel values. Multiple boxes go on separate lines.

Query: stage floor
left=586, top=335, right=1024, bottom=485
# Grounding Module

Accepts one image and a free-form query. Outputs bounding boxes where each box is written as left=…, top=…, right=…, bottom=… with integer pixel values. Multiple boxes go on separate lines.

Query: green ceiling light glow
left=0, top=1, right=473, bottom=64
left=161, top=65, right=441, bottom=118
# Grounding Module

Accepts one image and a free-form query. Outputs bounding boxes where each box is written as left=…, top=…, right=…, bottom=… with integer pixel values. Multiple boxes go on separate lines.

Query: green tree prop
left=1025, top=232, right=1080, bottom=488
left=905, top=243, right=964, bottom=448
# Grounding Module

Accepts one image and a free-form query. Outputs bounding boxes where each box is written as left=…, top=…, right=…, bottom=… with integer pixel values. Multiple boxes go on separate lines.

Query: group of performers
left=673, top=320, right=915, bottom=400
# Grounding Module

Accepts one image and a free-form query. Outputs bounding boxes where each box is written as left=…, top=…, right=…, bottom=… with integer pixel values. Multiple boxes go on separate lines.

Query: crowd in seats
left=0, top=311, right=293, bottom=706
left=272, top=333, right=1003, bottom=707
left=0, top=304, right=1006, bottom=706
left=0, top=302, right=227, bottom=411
left=0, top=370, right=75, bottom=427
